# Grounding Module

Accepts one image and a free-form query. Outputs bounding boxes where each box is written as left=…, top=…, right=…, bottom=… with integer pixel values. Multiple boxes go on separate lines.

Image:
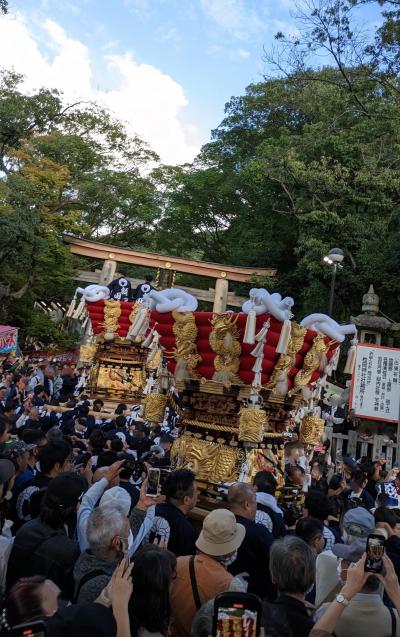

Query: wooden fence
left=325, top=425, right=400, bottom=468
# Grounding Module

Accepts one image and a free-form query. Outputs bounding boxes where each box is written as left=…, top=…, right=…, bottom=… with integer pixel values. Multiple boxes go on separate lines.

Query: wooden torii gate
left=63, top=234, right=276, bottom=313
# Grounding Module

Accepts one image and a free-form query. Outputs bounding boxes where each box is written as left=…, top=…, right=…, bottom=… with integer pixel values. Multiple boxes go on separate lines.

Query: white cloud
left=200, top=0, right=266, bottom=39
left=123, top=0, right=154, bottom=17
left=101, top=40, right=120, bottom=51
left=158, top=26, right=180, bottom=44
left=0, top=14, right=202, bottom=164
left=236, top=48, right=250, bottom=59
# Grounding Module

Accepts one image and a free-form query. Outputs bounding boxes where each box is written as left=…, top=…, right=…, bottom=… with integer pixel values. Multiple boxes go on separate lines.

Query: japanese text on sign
left=350, top=344, right=400, bottom=422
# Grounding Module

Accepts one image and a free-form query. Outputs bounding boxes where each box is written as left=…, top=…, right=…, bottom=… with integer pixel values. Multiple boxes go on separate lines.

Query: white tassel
left=276, top=319, right=292, bottom=354
left=66, top=293, right=77, bottom=318
left=244, top=308, right=257, bottom=345
left=250, top=340, right=265, bottom=357
left=331, top=347, right=340, bottom=371
left=344, top=337, right=358, bottom=375
left=81, top=316, right=88, bottom=329
left=255, top=319, right=270, bottom=341
left=252, top=357, right=263, bottom=373
left=253, top=372, right=262, bottom=387
left=129, top=306, right=149, bottom=338
left=137, top=315, right=150, bottom=338
left=250, top=319, right=270, bottom=386
left=142, top=325, right=158, bottom=348
left=72, top=300, right=85, bottom=320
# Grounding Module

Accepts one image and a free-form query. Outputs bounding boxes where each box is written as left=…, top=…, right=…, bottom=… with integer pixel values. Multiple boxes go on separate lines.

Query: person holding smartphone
left=314, top=546, right=400, bottom=637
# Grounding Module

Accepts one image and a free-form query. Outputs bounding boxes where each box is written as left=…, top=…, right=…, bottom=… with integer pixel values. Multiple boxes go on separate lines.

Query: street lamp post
left=323, top=248, right=344, bottom=317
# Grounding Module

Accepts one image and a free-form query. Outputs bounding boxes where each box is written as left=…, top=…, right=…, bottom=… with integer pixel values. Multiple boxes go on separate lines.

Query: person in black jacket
left=155, top=469, right=198, bottom=556
left=7, top=472, right=87, bottom=600
left=253, top=470, right=285, bottom=538
left=262, top=536, right=315, bottom=637
left=227, top=482, right=274, bottom=600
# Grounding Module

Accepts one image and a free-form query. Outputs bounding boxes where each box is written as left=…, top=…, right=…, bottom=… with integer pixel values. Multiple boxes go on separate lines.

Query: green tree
left=0, top=70, right=160, bottom=344
left=152, top=1, right=400, bottom=323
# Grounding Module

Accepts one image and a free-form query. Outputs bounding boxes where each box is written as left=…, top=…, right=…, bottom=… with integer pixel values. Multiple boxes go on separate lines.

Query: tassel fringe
left=244, top=308, right=257, bottom=345
left=276, top=319, right=292, bottom=354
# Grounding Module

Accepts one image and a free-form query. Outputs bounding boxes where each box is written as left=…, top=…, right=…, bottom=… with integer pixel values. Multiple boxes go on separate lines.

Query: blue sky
left=0, top=0, right=383, bottom=163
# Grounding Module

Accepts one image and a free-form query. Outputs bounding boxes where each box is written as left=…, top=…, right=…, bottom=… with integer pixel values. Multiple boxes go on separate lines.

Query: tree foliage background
left=0, top=0, right=400, bottom=347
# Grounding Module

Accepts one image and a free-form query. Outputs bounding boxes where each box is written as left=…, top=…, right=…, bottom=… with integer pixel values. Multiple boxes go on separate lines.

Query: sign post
left=349, top=344, right=400, bottom=423
left=350, top=343, right=400, bottom=465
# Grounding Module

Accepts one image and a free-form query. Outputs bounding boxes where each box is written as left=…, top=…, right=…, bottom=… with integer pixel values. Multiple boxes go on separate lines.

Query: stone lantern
left=351, top=285, right=400, bottom=345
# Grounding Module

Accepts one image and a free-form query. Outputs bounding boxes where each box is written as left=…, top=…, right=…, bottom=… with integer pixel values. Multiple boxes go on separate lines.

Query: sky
left=0, top=0, right=383, bottom=165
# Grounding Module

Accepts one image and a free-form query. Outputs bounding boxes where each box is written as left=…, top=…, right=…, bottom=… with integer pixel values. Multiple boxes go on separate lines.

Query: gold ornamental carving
left=245, top=447, right=285, bottom=484
left=171, top=432, right=245, bottom=483
left=172, top=311, right=202, bottom=381
left=238, top=407, right=268, bottom=443
left=267, top=322, right=307, bottom=393
left=79, top=343, right=98, bottom=365
left=209, top=313, right=242, bottom=386
left=300, top=414, right=324, bottom=446
left=290, top=333, right=332, bottom=395
left=101, top=300, right=121, bottom=340
left=143, top=393, right=167, bottom=423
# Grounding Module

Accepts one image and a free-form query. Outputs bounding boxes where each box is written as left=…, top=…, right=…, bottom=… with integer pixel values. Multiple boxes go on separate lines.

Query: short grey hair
left=227, top=483, right=254, bottom=508
left=87, top=505, right=127, bottom=552
left=192, top=600, right=214, bottom=637
left=269, top=536, right=315, bottom=594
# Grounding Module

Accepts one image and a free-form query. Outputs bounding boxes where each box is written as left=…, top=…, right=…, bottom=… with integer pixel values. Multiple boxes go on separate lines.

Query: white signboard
left=349, top=344, right=400, bottom=423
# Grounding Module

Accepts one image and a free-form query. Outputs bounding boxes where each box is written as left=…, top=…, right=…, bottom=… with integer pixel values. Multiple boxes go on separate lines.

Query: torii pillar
left=99, top=258, right=117, bottom=285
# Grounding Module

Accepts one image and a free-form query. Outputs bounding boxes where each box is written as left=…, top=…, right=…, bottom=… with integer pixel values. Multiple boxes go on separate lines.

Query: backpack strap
left=74, top=569, right=108, bottom=603
left=188, top=555, right=202, bottom=611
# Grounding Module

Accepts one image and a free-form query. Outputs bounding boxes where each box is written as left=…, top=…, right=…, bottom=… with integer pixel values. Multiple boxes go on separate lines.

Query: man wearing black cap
left=7, top=472, right=87, bottom=599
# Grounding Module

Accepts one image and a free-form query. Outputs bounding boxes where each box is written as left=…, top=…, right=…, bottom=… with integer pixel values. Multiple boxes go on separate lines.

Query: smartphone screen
left=146, top=468, right=160, bottom=497
left=10, top=620, right=47, bottom=637
left=365, top=533, right=385, bottom=573
left=213, top=593, right=261, bottom=637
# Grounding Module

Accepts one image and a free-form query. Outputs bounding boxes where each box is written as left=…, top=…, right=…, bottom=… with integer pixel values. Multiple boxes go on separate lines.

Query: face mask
left=220, top=551, right=238, bottom=567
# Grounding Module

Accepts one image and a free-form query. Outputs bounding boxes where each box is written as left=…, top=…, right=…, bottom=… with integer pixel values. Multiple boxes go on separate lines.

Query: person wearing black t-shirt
left=133, top=274, right=155, bottom=302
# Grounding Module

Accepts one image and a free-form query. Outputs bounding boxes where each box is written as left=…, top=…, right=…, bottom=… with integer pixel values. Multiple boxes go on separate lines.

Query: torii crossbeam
left=63, top=234, right=276, bottom=313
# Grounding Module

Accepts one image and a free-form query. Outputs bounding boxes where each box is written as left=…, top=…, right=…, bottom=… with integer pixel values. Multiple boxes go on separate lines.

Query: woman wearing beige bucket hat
left=170, top=509, right=246, bottom=637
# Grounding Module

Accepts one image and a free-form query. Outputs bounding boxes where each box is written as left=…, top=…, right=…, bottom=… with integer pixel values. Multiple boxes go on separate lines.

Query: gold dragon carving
left=172, top=311, right=202, bottom=380
left=171, top=432, right=245, bottom=482
left=209, top=313, right=242, bottom=386
left=101, top=300, right=121, bottom=339
left=142, top=393, right=168, bottom=423
left=238, top=408, right=268, bottom=443
left=289, top=333, right=333, bottom=395
left=300, top=414, right=325, bottom=446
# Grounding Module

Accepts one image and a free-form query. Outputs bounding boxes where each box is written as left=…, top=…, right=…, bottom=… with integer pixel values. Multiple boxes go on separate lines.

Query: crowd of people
left=1, top=355, right=400, bottom=636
